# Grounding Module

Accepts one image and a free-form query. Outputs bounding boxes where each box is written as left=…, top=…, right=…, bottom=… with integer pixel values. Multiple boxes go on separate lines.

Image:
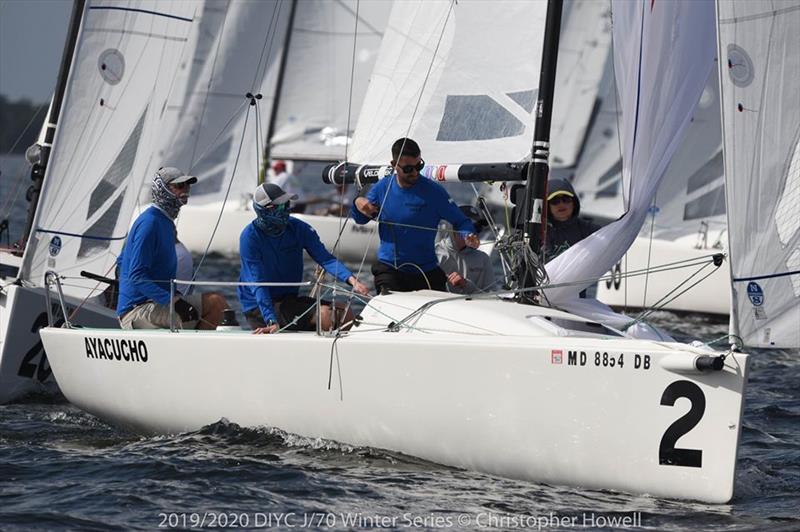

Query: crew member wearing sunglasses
left=239, top=183, right=370, bottom=334
left=352, top=137, right=480, bottom=294
left=545, top=178, right=600, bottom=263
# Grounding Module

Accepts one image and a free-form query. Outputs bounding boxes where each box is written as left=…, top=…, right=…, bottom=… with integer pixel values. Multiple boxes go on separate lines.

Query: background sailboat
left=0, top=0, right=203, bottom=403
left=158, top=0, right=391, bottom=261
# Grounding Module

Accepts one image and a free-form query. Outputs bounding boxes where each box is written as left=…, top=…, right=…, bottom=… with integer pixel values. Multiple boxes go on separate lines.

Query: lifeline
left=85, top=337, right=149, bottom=362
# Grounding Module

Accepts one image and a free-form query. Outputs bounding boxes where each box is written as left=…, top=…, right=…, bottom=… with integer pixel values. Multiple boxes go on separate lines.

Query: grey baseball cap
left=155, top=166, right=198, bottom=185
left=254, top=183, right=298, bottom=207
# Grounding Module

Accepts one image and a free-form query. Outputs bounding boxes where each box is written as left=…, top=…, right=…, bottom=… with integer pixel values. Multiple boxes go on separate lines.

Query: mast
left=261, top=0, right=298, bottom=182
left=519, top=0, right=563, bottom=299
left=19, top=0, right=86, bottom=250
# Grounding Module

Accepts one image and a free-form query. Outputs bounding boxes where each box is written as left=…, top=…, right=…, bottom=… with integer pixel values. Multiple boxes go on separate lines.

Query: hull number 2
left=659, top=380, right=705, bottom=468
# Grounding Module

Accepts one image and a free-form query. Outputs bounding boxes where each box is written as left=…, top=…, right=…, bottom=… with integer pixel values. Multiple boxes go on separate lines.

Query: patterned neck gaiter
left=151, top=176, right=184, bottom=219
left=253, top=201, right=290, bottom=237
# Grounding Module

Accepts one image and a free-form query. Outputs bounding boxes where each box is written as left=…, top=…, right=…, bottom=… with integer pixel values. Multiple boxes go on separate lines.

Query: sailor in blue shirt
left=351, top=137, right=479, bottom=294
left=239, top=183, right=370, bottom=334
left=117, top=167, right=228, bottom=329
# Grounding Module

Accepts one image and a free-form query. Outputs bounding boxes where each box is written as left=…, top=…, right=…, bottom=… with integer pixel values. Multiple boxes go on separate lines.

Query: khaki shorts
left=120, top=294, right=204, bottom=330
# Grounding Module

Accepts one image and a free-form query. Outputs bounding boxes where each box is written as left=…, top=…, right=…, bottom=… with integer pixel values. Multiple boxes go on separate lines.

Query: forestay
left=717, top=0, right=800, bottom=348
left=545, top=0, right=716, bottom=322
left=349, top=0, right=546, bottom=165
left=20, top=0, right=201, bottom=300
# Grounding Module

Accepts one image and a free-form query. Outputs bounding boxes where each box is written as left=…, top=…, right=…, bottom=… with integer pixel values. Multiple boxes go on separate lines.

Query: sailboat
left=0, top=0, right=203, bottom=402
left=38, top=0, right=765, bottom=503
left=161, top=0, right=391, bottom=262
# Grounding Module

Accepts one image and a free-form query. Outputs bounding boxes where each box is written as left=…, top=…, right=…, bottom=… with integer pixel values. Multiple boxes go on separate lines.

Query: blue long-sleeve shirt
left=117, top=206, right=177, bottom=316
left=238, top=217, right=354, bottom=323
left=351, top=176, right=475, bottom=272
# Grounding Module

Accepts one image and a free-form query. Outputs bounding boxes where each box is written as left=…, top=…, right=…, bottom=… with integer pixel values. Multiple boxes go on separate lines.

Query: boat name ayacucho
left=84, top=337, right=148, bottom=362
left=551, top=350, right=651, bottom=370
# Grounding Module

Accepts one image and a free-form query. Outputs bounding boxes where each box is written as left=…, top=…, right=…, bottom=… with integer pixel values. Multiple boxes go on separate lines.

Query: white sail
left=152, top=0, right=229, bottom=170
left=569, top=60, right=624, bottom=221
left=20, top=0, right=202, bottom=300
left=546, top=0, right=717, bottom=314
left=717, top=0, right=800, bottom=348
left=159, top=0, right=290, bottom=205
left=549, top=0, right=612, bottom=169
left=269, top=0, right=392, bottom=161
left=349, top=0, right=546, bottom=165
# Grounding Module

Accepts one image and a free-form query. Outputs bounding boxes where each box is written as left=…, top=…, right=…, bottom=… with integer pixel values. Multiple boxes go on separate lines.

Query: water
left=2, top=156, right=799, bottom=530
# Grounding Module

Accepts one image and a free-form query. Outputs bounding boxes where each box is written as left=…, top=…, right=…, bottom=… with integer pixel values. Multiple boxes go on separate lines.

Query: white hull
left=176, top=203, right=378, bottom=263
left=0, top=283, right=119, bottom=403
left=41, top=292, right=748, bottom=503
left=598, top=236, right=731, bottom=315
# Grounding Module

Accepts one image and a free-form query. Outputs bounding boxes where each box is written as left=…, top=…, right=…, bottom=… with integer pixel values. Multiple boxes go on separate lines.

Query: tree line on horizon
left=0, top=95, right=47, bottom=154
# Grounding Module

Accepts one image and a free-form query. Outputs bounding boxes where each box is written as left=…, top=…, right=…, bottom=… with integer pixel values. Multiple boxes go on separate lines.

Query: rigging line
left=66, top=260, right=118, bottom=322
left=1, top=101, right=48, bottom=159
left=188, top=4, right=230, bottom=169
left=249, top=0, right=283, bottom=91
left=642, top=192, right=658, bottom=309
left=187, top=99, right=249, bottom=174
left=333, top=0, right=384, bottom=36
left=191, top=104, right=253, bottom=282
left=332, top=0, right=362, bottom=270
left=608, top=0, right=629, bottom=215
left=255, top=98, right=263, bottom=184
left=0, top=158, right=33, bottom=223
left=631, top=262, right=721, bottom=325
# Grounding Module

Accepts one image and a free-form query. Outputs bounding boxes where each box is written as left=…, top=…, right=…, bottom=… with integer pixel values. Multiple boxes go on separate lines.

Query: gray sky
left=0, top=0, right=72, bottom=103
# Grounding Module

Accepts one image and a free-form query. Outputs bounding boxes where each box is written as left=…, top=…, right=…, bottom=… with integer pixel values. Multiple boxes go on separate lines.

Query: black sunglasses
left=398, top=159, right=425, bottom=174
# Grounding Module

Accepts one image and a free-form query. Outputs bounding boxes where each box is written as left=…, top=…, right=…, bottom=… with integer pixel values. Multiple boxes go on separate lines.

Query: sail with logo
left=0, top=0, right=202, bottom=403
left=717, top=0, right=800, bottom=348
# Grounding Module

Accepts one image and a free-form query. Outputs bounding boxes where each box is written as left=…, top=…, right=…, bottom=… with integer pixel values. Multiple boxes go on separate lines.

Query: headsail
left=20, top=0, right=202, bottom=300
left=717, top=0, right=800, bottom=348
left=545, top=0, right=717, bottom=319
left=349, top=0, right=547, bottom=165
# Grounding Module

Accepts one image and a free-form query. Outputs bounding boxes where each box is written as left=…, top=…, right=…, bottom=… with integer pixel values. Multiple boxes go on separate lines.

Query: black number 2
left=659, top=380, right=705, bottom=467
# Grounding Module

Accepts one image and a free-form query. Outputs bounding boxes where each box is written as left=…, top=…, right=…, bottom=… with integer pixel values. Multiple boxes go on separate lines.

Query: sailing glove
left=174, top=297, right=199, bottom=323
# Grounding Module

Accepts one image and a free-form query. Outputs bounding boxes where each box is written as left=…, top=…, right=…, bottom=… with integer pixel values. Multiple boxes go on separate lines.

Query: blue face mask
left=253, top=201, right=290, bottom=236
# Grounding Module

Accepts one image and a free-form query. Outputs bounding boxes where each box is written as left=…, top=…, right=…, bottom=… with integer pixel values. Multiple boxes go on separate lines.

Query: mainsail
left=268, top=0, right=391, bottom=161
left=349, top=0, right=546, bottom=165
left=717, top=0, right=800, bottom=348
left=20, top=0, right=202, bottom=300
